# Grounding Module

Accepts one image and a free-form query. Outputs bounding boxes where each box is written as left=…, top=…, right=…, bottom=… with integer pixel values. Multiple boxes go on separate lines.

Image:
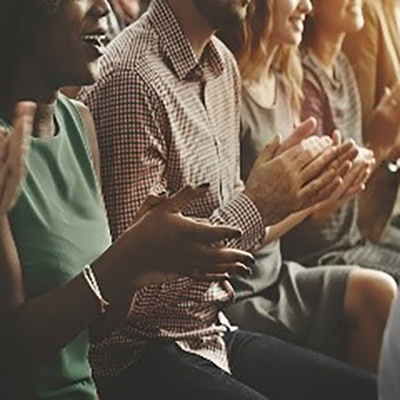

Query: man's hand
left=243, top=119, right=358, bottom=226
left=0, top=102, right=35, bottom=216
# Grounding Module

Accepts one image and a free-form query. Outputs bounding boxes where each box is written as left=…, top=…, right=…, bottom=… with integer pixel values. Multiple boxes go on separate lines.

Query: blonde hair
left=220, top=0, right=303, bottom=113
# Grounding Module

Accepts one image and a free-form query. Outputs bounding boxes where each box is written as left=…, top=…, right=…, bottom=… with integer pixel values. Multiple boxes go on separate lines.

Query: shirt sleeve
left=80, top=68, right=264, bottom=250
left=80, top=69, right=170, bottom=240
left=211, top=54, right=264, bottom=250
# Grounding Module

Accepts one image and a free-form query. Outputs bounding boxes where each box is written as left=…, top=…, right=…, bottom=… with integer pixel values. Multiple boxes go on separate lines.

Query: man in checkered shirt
left=79, top=0, right=376, bottom=398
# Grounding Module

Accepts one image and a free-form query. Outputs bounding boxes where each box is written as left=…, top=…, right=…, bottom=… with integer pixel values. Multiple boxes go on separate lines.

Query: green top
left=4, top=95, right=112, bottom=399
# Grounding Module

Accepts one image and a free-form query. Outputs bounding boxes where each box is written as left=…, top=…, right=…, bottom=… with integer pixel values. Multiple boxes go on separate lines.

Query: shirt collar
left=148, top=0, right=224, bottom=82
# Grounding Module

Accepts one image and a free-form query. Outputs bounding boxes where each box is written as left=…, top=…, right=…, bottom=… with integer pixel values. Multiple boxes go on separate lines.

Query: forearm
left=266, top=209, right=313, bottom=243
left=365, top=108, right=399, bottom=169
left=0, top=223, right=141, bottom=373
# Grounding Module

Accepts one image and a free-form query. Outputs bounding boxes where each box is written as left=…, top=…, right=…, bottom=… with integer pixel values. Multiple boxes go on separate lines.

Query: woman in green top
left=0, top=0, right=255, bottom=398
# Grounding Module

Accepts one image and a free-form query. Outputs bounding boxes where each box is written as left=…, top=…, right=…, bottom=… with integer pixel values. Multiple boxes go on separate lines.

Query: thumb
left=278, top=117, right=317, bottom=156
left=134, top=192, right=167, bottom=221
left=12, top=101, right=36, bottom=145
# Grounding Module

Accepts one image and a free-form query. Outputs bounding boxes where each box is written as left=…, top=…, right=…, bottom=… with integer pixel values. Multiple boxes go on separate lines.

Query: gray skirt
left=225, top=262, right=353, bottom=361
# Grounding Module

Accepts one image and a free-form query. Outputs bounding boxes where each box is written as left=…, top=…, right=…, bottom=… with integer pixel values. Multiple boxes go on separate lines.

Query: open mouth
left=81, top=33, right=107, bottom=59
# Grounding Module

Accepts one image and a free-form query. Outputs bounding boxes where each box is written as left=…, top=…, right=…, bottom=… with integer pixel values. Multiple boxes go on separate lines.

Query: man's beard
left=193, top=0, right=250, bottom=30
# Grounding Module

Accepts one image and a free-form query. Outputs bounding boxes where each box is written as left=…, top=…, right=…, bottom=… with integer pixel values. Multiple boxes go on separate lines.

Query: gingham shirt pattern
left=79, top=0, right=264, bottom=379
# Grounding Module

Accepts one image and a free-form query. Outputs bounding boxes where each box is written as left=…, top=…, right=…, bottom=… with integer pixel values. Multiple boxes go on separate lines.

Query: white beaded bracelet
left=83, top=265, right=110, bottom=314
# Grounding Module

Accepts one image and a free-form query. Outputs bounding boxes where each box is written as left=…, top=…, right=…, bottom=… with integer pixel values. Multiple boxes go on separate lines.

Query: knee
left=344, top=269, right=397, bottom=326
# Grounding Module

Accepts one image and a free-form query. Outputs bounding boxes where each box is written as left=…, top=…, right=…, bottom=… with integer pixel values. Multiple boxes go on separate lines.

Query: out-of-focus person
left=343, top=0, right=400, bottom=242
left=281, top=0, right=400, bottom=284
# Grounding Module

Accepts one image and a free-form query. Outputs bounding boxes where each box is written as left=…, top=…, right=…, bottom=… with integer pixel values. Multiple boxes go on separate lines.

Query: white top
left=379, top=291, right=400, bottom=400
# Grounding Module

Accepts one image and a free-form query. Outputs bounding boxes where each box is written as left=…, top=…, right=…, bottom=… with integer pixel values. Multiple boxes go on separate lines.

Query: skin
left=0, top=0, right=257, bottom=376
left=110, top=0, right=141, bottom=22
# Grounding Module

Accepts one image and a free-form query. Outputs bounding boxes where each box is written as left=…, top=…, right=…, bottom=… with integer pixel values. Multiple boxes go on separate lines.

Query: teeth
left=81, top=34, right=106, bottom=44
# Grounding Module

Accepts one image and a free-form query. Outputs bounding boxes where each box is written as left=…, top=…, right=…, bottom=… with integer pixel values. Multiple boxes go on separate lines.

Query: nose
left=91, top=0, right=111, bottom=18
left=300, top=0, right=313, bottom=14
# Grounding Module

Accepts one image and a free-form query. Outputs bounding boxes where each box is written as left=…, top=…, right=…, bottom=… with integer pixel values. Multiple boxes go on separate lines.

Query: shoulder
left=301, top=59, right=324, bottom=97
left=211, top=36, right=241, bottom=82
left=211, top=36, right=241, bottom=105
left=67, top=100, right=99, bottom=164
left=337, top=52, right=359, bottom=90
left=79, top=16, right=163, bottom=104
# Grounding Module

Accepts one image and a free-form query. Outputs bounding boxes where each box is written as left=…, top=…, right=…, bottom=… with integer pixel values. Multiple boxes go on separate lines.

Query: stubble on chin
left=193, top=0, right=249, bottom=31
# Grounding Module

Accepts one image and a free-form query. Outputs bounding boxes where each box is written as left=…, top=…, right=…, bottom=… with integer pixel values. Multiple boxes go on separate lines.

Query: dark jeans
left=97, top=330, right=377, bottom=400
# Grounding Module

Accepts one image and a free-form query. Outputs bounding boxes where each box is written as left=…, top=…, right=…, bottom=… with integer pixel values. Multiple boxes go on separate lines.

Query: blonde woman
left=221, top=0, right=397, bottom=373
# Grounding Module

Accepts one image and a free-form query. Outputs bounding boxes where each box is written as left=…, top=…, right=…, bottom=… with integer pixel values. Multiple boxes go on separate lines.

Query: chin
left=77, top=63, right=100, bottom=86
left=288, top=34, right=302, bottom=46
left=345, top=19, right=364, bottom=33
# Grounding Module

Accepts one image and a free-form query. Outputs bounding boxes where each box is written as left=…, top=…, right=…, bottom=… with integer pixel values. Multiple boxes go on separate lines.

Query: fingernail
left=247, top=256, right=256, bottom=268
left=232, top=229, right=243, bottom=238
left=197, top=182, right=210, bottom=189
left=238, top=266, right=253, bottom=277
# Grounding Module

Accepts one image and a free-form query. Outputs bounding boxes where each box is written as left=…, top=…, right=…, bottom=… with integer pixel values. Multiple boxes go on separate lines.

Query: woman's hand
left=108, top=185, right=255, bottom=287
left=366, top=84, right=400, bottom=163
left=376, top=84, right=400, bottom=128
left=311, top=136, right=375, bottom=221
left=0, top=102, right=35, bottom=216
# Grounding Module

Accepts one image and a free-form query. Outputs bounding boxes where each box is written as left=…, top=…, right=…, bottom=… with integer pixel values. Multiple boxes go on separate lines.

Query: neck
left=309, top=27, right=345, bottom=75
left=262, top=40, right=279, bottom=81
left=166, top=0, right=215, bottom=59
left=3, top=56, right=58, bottom=139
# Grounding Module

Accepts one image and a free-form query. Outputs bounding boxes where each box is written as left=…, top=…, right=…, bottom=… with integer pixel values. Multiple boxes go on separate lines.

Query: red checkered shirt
left=79, top=0, right=265, bottom=379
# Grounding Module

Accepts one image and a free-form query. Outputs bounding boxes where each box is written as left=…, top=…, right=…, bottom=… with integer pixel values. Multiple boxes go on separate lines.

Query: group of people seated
left=1, top=0, right=400, bottom=399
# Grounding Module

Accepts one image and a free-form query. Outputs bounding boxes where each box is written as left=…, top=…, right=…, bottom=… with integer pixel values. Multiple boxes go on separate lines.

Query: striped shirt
left=79, top=0, right=264, bottom=379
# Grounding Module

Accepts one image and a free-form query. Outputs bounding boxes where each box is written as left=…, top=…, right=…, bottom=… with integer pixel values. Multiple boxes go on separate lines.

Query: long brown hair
left=220, top=0, right=304, bottom=113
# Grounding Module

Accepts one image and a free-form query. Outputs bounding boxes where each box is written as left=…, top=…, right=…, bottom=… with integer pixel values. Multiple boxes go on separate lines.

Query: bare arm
left=0, top=213, right=144, bottom=375
left=263, top=209, right=312, bottom=244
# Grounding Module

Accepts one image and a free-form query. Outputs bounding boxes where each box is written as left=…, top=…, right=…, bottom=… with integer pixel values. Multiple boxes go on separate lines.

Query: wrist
left=91, top=235, right=146, bottom=301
